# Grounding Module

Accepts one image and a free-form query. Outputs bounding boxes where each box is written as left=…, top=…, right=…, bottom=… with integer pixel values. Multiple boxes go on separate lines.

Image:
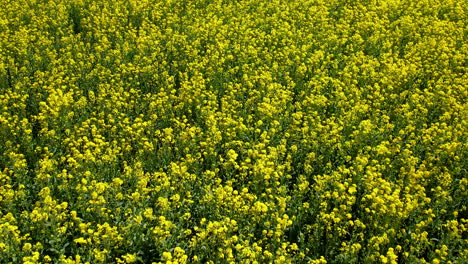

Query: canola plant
left=0, top=0, right=466, bottom=263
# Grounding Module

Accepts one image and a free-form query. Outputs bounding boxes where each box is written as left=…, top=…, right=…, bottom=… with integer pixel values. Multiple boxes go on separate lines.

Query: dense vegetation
left=0, top=0, right=466, bottom=263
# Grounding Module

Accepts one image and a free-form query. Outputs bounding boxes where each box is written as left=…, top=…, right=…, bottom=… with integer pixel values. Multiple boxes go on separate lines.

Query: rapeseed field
left=0, top=0, right=466, bottom=263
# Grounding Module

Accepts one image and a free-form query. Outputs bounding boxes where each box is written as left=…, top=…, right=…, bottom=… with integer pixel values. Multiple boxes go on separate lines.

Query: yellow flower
left=122, top=253, right=138, bottom=263
left=74, top=237, right=88, bottom=244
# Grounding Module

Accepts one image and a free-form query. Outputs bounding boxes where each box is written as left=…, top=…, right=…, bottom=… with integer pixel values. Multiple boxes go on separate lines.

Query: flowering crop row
left=0, top=0, right=466, bottom=263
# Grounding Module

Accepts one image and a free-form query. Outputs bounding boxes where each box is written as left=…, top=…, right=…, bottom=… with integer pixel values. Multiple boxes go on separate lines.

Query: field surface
left=0, top=0, right=467, bottom=263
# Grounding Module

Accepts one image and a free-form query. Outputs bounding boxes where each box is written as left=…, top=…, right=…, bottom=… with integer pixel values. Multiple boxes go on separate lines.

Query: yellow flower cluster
left=0, top=0, right=466, bottom=263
